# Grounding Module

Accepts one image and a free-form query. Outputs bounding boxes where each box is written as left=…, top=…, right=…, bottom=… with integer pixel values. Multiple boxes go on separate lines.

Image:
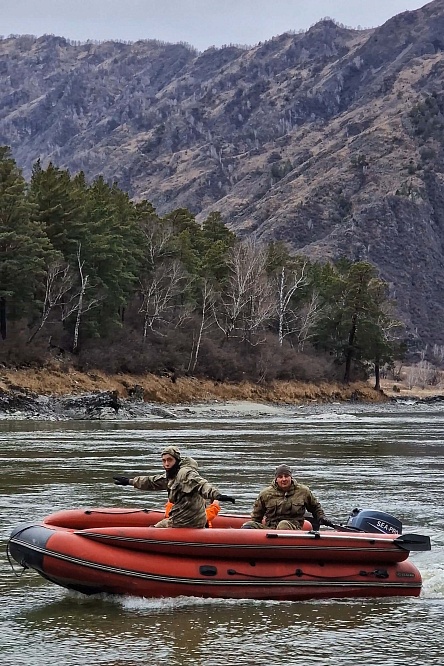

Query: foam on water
left=304, top=412, right=360, bottom=421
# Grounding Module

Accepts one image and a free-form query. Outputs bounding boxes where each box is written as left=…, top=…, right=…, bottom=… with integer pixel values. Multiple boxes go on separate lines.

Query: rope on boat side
left=226, top=568, right=390, bottom=581
left=5, top=540, right=29, bottom=578
left=83, top=509, right=151, bottom=515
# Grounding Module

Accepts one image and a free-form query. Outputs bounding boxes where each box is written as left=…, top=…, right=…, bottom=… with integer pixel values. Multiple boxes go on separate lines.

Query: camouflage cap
left=161, top=446, right=181, bottom=461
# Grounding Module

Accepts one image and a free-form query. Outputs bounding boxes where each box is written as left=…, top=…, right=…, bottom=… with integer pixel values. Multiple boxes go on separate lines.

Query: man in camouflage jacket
left=242, top=464, right=334, bottom=530
left=113, top=446, right=235, bottom=528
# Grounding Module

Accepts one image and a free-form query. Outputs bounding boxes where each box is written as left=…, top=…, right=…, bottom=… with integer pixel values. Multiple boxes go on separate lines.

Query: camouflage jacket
left=250, top=479, right=326, bottom=529
left=132, top=457, right=220, bottom=528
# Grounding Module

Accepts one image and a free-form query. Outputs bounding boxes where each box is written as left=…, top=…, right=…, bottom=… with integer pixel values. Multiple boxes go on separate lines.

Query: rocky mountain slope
left=2, top=0, right=444, bottom=346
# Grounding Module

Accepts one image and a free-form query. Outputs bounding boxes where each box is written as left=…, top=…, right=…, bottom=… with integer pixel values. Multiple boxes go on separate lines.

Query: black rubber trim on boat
left=8, top=524, right=53, bottom=573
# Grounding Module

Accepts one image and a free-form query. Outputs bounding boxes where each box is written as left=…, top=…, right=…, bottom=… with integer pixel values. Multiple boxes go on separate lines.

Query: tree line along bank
left=0, top=145, right=404, bottom=387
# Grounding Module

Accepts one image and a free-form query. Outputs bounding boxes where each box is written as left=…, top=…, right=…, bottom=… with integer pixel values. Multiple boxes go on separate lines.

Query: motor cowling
left=346, top=508, right=402, bottom=534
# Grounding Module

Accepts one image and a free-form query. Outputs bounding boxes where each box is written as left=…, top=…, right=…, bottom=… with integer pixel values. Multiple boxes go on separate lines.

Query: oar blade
left=394, top=533, right=431, bottom=552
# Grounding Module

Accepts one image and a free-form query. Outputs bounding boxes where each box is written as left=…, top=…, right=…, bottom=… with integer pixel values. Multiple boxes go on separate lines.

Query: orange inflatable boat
left=7, top=507, right=430, bottom=601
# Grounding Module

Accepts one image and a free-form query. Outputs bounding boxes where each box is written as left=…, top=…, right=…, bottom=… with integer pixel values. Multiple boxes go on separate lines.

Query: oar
left=393, top=533, right=431, bottom=552
left=327, top=524, right=431, bottom=550
left=318, top=520, right=431, bottom=550
left=266, top=531, right=431, bottom=551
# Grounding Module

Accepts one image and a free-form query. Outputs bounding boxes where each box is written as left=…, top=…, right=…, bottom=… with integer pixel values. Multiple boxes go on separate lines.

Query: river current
left=1, top=403, right=443, bottom=665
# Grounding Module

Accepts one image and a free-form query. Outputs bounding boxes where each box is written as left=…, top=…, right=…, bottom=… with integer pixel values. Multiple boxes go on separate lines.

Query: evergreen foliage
left=0, top=146, right=404, bottom=382
left=0, top=147, right=55, bottom=339
left=312, top=261, right=400, bottom=382
left=410, top=93, right=444, bottom=143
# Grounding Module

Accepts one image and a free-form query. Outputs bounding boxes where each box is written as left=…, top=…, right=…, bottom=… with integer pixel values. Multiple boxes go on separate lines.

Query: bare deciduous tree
left=187, top=278, right=216, bottom=373
left=27, top=261, right=74, bottom=343
left=373, top=313, right=405, bottom=389
left=71, top=245, right=102, bottom=353
left=139, top=260, right=190, bottom=338
left=140, top=217, right=174, bottom=269
left=432, top=344, right=444, bottom=364
left=44, top=245, right=103, bottom=353
left=406, top=360, right=438, bottom=389
left=213, top=239, right=274, bottom=344
left=274, top=263, right=308, bottom=346
left=297, top=290, right=324, bottom=350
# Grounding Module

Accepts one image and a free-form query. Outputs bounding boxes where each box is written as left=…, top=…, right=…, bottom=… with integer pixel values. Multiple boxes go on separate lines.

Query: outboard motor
left=346, top=508, right=402, bottom=534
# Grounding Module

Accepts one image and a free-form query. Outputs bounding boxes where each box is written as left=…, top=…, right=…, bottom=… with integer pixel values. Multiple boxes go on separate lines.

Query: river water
left=1, top=404, right=443, bottom=665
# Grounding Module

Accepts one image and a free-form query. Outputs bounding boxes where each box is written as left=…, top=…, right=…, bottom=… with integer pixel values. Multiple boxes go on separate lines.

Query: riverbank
left=0, top=365, right=386, bottom=405
left=2, top=365, right=444, bottom=421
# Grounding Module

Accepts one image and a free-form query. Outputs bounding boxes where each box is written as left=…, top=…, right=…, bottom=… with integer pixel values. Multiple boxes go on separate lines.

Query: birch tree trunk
left=27, top=263, right=73, bottom=344
left=72, top=272, right=88, bottom=353
left=190, top=280, right=215, bottom=373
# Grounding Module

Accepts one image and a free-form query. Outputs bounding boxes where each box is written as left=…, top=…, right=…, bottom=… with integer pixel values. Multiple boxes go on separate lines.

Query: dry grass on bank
left=376, top=378, right=444, bottom=399
left=0, top=364, right=387, bottom=405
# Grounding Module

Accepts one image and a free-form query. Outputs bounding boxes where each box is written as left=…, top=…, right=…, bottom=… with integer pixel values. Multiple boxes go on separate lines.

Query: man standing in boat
left=113, top=446, right=235, bottom=528
left=164, top=497, right=221, bottom=527
left=242, top=464, right=334, bottom=530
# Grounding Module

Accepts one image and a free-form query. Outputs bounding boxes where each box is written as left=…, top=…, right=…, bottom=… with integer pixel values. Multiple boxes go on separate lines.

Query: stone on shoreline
left=0, top=388, right=176, bottom=420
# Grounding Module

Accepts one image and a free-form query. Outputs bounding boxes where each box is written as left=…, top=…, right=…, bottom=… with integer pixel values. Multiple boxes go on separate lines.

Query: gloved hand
left=113, top=475, right=130, bottom=486
left=217, top=494, right=236, bottom=504
left=319, top=517, right=335, bottom=528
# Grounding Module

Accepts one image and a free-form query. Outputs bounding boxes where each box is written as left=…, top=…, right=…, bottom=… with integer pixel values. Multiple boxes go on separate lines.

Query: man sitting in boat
left=241, top=464, right=334, bottom=530
left=113, top=446, right=235, bottom=528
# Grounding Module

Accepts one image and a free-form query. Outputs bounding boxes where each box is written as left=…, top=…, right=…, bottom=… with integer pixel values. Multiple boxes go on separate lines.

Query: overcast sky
left=1, top=0, right=431, bottom=51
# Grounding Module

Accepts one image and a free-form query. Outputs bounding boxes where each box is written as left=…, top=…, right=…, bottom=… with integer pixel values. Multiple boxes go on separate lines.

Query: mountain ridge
left=2, top=0, right=444, bottom=347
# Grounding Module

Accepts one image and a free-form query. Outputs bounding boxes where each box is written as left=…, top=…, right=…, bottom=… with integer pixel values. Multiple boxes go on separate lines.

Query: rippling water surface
left=1, top=404, right=443, bottom=665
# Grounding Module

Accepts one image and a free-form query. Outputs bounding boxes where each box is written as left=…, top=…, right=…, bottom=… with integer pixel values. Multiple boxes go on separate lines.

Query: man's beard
left=165, top=460, right=180, bottom=479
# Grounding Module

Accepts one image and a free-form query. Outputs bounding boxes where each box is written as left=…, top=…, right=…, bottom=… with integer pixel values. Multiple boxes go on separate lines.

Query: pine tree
left=200, top=212, right=236, bottom=283
left=78, top=177, right=144, bottom=337
left=29, top=160, right=85, bottom=261
left=314, top=260, right=395, bottom=382
left=0, top=147, right=53, bottom=339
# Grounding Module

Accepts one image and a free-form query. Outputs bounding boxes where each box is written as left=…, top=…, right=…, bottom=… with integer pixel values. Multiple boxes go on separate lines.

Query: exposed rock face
left=2, top=0, right=444, bottom=344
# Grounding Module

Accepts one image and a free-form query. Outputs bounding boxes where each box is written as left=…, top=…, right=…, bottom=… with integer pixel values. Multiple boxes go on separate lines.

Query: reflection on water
left=1, top=405, right=444, bottom=665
